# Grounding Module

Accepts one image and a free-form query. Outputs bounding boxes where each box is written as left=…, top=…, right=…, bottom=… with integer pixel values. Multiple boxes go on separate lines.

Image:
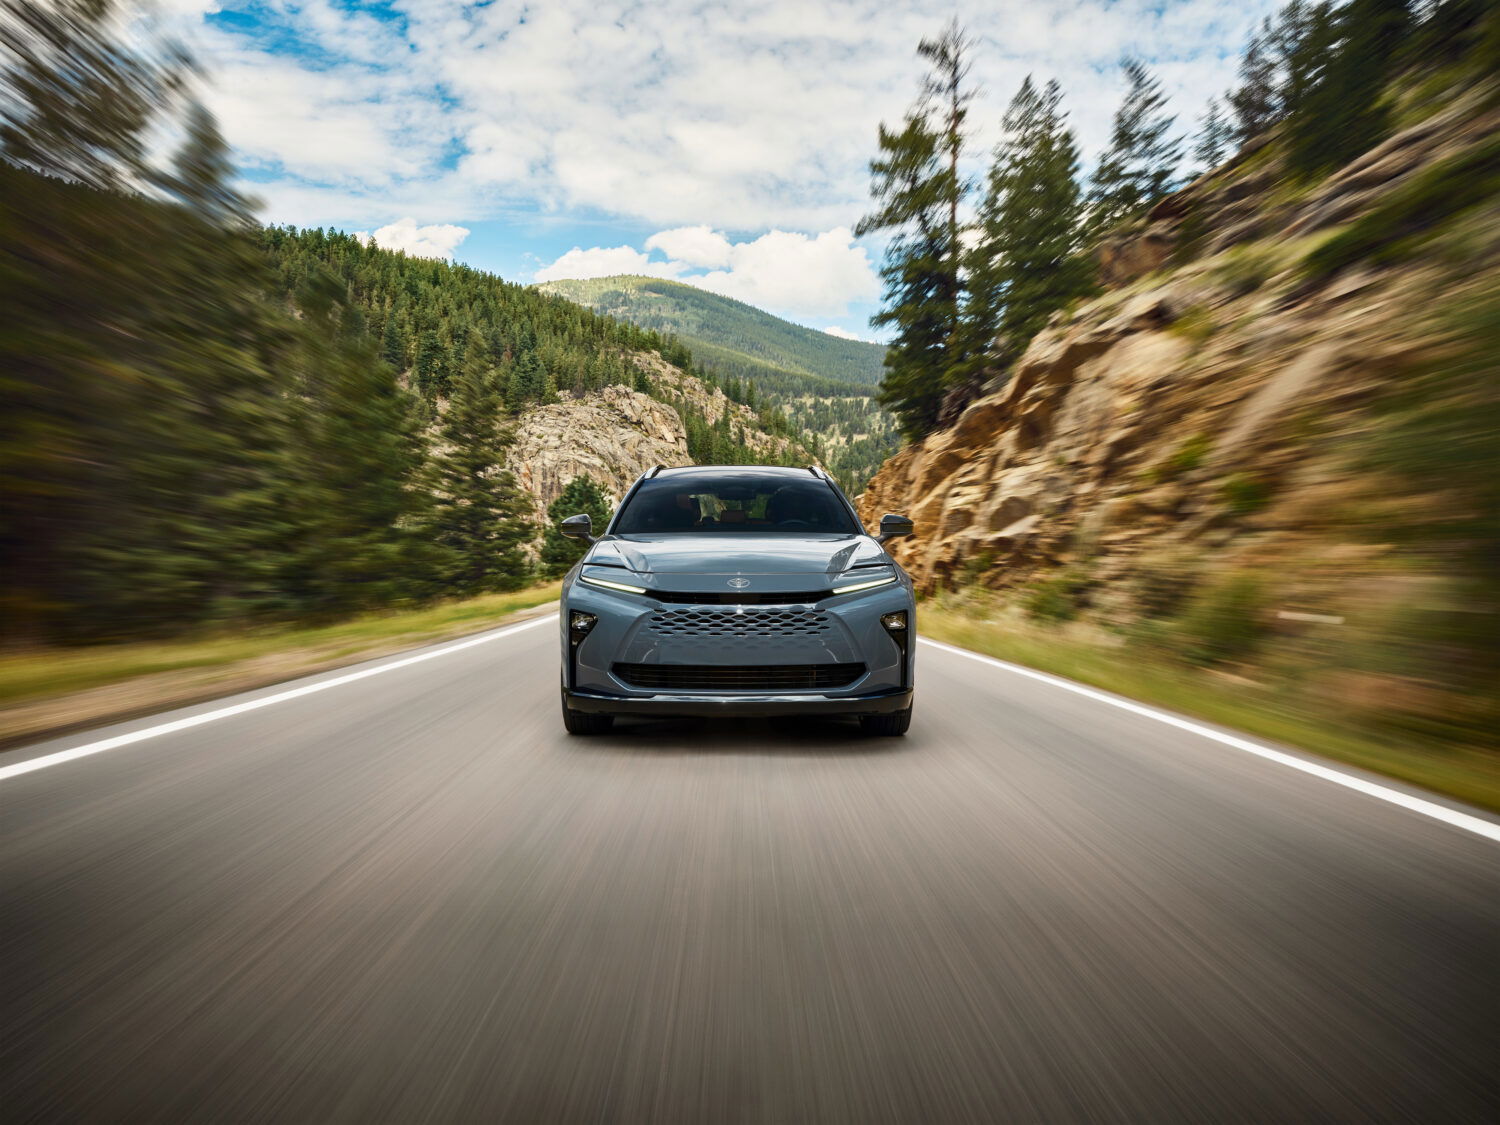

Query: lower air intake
left=613, top=663, right=865, bottom=692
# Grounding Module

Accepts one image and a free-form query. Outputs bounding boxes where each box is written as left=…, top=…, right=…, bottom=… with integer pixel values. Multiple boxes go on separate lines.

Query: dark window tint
left=613, top=474, right=859, bottom=535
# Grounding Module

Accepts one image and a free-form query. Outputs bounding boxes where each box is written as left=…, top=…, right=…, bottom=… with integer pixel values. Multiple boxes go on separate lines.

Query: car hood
left=582, top=534, right=890, bottom=579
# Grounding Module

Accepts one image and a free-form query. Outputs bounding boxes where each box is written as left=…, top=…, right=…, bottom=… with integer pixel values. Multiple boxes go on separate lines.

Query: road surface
left=2, top=614, right=1497, bottom=1122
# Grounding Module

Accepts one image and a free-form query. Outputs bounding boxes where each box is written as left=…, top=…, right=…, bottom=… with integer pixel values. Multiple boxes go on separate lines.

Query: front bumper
left=563, top=686, right=912, bottom=718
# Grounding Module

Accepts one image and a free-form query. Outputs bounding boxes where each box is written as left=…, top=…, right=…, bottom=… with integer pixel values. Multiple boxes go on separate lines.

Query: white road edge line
left=0, top=614, right=556, bottom=783
left=918, top=637, right=1500, bottom=845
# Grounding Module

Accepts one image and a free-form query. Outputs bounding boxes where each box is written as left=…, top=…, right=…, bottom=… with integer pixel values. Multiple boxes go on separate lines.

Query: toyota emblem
left=727, top=578, right=751, bottom=588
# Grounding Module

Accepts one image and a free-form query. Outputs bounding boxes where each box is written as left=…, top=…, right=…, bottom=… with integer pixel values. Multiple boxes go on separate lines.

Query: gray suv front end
left=558, top=466, right=916, bottom=735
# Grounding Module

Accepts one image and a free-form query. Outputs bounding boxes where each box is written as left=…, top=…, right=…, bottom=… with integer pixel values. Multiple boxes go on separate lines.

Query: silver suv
left=557, top=466, right=916, bottom=736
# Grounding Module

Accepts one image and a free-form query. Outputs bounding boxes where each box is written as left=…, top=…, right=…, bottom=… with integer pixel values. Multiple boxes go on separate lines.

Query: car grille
left=613, top=663, right=866, bottom=691
left=648, top=589, right=833, bottom=605
left=643, top=608, right=831, bottom=639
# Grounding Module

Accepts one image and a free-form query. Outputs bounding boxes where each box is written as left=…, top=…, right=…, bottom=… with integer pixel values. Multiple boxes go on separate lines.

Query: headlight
left=831, top=574, right=897, bottom=595
left=579, top=573, right=650, bottom=596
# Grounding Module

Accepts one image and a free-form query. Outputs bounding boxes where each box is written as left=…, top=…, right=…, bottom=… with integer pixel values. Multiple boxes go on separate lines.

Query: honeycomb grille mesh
left=644, top=608, right=831, bottom=639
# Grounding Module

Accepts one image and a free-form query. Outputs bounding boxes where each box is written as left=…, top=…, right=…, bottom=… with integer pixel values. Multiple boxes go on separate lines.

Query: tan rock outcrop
left=507, top=358, right=810, bottom=515
left=508, top=384, right=691, bottom=509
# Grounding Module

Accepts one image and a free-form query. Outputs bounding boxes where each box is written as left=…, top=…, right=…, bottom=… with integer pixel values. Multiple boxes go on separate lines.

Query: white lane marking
left=918, top=637, right=1500, bottom=844
left=0, top=615, right=556, bottom=782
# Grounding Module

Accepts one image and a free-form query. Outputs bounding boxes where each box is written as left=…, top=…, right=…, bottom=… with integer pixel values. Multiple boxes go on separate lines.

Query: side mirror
left=876, top=513, right=914, bottom=543
left=559, top=513, right=596, bottom=542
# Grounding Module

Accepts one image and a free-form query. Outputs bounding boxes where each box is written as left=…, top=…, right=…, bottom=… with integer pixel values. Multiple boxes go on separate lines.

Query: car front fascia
left=560, top=566, right=914, bottom=712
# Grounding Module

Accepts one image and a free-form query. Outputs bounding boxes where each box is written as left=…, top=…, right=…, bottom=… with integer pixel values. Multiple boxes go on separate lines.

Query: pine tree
left=276, top=270, right=427, bottom=618
left=963, top=78, right=1093, bottom=373
left=856, top=21, right=974, bottom=438
left=421, top=356, right=534, bottom=595
left=1289, top=0, right=1412, bottom=176
left=1192, top=96, right=1235, bottom=175
left=540, top=477, right=612, bottom=577
left=506, top=349, right=547, bottom=407
left=1089, top=60, right=1183, bottom=235
left=1229, top=24, right=1279, bottom=141
left=381, top=314, right=405, bottom=371
left=414, top=329, right=445, bottom=397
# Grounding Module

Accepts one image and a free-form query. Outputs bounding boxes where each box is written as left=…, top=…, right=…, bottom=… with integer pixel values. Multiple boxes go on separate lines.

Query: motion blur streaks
left=2, top=623, right=1497, bottom=1121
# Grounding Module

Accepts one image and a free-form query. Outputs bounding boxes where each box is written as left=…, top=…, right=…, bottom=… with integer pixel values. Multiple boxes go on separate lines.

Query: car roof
left=650, top=465, right=821, bottom=479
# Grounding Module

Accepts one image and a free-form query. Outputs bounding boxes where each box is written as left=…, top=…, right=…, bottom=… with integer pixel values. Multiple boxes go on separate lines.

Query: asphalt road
left=2, top=615, right=1498, bottom=1123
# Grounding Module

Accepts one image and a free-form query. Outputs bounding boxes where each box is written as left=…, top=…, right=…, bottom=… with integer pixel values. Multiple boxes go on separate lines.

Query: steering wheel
left=777, top=519, right=812, bottom=529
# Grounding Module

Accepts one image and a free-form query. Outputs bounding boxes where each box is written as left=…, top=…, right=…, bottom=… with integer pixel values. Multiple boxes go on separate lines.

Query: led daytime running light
left=579, top=574, right=650, bottom=595
left=831, top=574, right=897, bottom=595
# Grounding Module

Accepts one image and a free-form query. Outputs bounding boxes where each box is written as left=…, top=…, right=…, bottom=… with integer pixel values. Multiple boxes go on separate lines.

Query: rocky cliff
left=860, top=92, right=1499, bottom=616
left=508, top=354, right=809, bottom=510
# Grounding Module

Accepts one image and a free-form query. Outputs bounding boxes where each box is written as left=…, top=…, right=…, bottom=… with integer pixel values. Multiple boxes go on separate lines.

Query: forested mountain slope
left=537, top=275, right=899, bottom=490
left=261, top=228, right=812, bottom=494
left=537, top=275, right=886, bottom=391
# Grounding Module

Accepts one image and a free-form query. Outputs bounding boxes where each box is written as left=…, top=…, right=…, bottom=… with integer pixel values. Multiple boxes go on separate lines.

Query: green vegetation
left=856, top=22, right=971, bottom=438
left=1146, top=432, right=1211, bottom=482
left=1088, top=60, right=1183, bottom=235
left=1022, top=567, right=1092, bottom=622
left=1220, top=472, right=1275, bottom=515
left=965, top=77, right=1095, bottom=377
left=1175, top=573, right=1267, bottom=664
left=0, top=584, right=561, bottom=727
left=1166, top=304, right=1216, bottom=348
left=1349, top=296, right=1500, bottom=744
left=540, top=477, right=613, bottom=577
left=920, top=599, right=1500, bottom=812
left=1303, top=132, right=1500, bottom=278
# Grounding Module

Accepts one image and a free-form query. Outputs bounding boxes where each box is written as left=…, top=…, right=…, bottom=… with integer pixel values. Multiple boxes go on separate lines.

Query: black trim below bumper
left=563, top=686, right=912, bottom=718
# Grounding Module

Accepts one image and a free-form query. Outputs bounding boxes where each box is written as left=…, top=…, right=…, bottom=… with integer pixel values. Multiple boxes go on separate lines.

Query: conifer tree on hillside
left=1192, top=96, right=1235, bottom=175
left=1289, top=0, right=1412, bottom=176
left=506, top=348, right=548, bottom=408
left=963, top=78, right=1092, bottom=373
left=1089, top=60, right=1183, bottom=235
left=857, top=20, right=975, bottom=438
left=277, top=270, right=428, bottom=618
left=421, top=356, right=534, bottom=594
left=1267, top=0, right=1331, bottom=120
left=540, top=477, right=612, bottom=578
left=1229, top=24, right=1279, bottom=141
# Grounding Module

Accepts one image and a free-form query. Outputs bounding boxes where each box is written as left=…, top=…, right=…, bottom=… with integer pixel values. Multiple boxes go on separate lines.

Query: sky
left=165, top=0, right=1280, bottom=340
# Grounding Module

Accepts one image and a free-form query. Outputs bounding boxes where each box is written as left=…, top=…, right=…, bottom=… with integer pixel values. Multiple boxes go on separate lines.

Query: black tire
left=561, top=693, right=614, bottom=735
left=859, top=707, right=911, bottom=737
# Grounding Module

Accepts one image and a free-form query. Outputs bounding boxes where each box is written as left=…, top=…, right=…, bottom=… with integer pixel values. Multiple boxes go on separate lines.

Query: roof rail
left=646, top=464, right=664, bottom=478
left=806, top=465, right=828, bottom=479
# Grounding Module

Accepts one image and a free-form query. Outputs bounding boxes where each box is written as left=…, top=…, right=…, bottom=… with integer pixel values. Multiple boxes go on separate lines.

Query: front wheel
left=859, top=707, right=911, bottom=737
left=561, top=692, right=614, bottom=735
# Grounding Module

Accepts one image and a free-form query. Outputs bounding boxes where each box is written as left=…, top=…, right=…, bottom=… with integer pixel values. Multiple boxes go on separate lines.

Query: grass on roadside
left=919, top=602, right=1500, bottom=814
left=0, top=583, right=561, bottom=711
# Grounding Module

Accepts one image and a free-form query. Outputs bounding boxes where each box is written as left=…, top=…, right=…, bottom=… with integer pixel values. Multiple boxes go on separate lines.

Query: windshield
left=613, top=474, right=860, bottom=535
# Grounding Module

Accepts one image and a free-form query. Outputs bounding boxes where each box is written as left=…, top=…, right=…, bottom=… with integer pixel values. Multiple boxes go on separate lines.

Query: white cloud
left=691, top=228, right=879, bottom=319
left=533, top=245, right=685, bottom=282
left=190, top=0, right=1280, bottom=233
left=355, top=217, right=470, bottom=259
left=644, top=226, right=734, bottom=269
left=535, top=226, right=879, bottom=324
left=823, top=326, right=863, bottom=340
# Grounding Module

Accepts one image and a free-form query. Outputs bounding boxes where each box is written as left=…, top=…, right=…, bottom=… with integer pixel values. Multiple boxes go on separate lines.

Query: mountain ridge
left=535, top=274, right=886, bottom=392
left=536, top=274, right=899, bottom=489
